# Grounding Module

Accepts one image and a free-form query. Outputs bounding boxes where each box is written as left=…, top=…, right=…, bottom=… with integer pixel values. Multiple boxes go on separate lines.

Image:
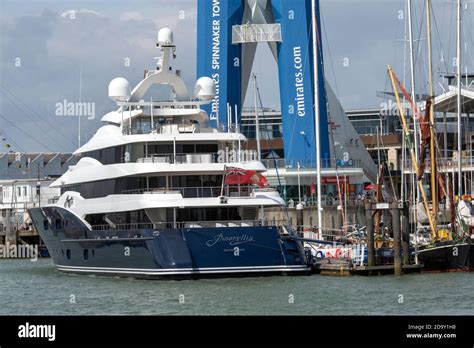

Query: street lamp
left=299, top=131, right=309, bottom=166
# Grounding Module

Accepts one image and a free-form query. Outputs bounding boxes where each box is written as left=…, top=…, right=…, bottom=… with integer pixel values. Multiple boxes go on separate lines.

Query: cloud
left=119, top=11, right=144, bottom=21
left=0, top=0, right=469, bottom=152
left=0, top=3, right=196, bottom=152
left=60, top=9, right=105, bottom=19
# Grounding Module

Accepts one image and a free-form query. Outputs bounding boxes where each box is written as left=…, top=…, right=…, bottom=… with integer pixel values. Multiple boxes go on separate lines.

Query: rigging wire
left=0, top=131, right=23, bottom=153
left=0, top=129, right=59, bottom=178
left=320, top=14, right=340, bottom=98
left=431, top=4, right=450, bottom=75
left=0, top=84, right=78, bottom=149
left=0, top=113, right=56, bottom=152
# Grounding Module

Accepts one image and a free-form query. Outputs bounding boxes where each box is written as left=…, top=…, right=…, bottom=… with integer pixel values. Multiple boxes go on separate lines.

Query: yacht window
left=148, top=176, right=166, bottom=189
left=196, top=144, right=218, bottom=153
left=55, top=219, right=62, bottom=230
left=43, top=220, right=49, bottom=230
left=83, top=146, right=124, bottom=165
left=183, top=144, right=195, bottom=153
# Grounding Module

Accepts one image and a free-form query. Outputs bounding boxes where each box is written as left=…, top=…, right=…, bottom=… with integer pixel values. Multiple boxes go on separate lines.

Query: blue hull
left=29, top=207, right=309, bottom=279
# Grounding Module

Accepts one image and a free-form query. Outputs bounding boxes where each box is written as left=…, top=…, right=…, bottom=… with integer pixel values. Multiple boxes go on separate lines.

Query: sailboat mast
left=311, top=0, right=323, bottom=239
left=252, top=74, right=261, bottom=162
left=407, top=0, right=422, bottom=245
left=425, top=0, right=438, bottom=231
left=407, top=0, right=419, bottom=158
left=401, top=0, right=408, bottom=203
left=388, top=67, right=438, bottom=236
left=456, top=0, right=462, bottom=198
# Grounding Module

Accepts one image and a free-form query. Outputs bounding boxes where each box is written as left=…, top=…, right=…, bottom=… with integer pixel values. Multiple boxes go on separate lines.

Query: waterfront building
left=0, top=152, right=77, bottom=246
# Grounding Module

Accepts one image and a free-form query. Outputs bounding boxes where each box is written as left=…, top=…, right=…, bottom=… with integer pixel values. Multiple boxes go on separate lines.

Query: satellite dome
left=157, top=27, right=174, bottom=46
left=194, top=77, right=216, bottom=101
left=108, top=78, right=131, bottom=102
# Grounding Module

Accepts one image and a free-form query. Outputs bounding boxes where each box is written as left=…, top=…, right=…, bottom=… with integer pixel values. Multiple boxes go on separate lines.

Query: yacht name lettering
left=206, top=233, right=255, bottom=247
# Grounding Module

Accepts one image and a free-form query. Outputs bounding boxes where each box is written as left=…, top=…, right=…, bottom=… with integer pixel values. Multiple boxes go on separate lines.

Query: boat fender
left=335, top=248, right=342, bottom=258
left=315, top=250, right=324, bottom=259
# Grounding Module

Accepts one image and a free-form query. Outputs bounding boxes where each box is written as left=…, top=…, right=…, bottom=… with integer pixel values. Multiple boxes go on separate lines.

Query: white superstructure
left=49, top=28, right=285, bottom=230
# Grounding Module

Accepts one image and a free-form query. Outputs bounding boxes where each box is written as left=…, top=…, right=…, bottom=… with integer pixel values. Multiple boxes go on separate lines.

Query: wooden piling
left=401, top=205, right=410, bottom=265
left=365, top=202, right=375, bottom=267
left=391, top=206, right=402, bottom=276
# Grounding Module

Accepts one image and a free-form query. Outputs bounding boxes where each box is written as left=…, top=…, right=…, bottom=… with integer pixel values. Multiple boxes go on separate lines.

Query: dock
left=312, top=259, right=423, bottom=276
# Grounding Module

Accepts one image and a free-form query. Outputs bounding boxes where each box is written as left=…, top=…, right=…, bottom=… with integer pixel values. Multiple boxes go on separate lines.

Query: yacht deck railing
left=121, top=186, right=254, bottom=198
left=136, top=151, right=258, bottom=165
left=90, top=219, right=288, bottom=231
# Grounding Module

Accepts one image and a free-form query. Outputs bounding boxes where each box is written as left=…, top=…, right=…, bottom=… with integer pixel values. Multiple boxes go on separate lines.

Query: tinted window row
left=61, top=175, right=223, bottom=199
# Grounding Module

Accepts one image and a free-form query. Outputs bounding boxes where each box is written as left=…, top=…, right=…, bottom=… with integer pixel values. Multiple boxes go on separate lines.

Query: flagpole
left=312, top=0, right=323, bottom=239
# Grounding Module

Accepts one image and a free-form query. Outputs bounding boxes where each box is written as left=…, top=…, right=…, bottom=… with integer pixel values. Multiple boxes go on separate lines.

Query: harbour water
left=1, top=259, right=472, bottom=316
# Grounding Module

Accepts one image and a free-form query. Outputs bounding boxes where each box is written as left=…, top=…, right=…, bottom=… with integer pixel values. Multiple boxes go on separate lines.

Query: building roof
left=433, top=86, right=474, bottom=114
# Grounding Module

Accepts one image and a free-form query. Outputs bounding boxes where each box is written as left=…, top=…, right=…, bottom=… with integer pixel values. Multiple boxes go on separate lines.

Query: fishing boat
left=28, top=28, right=309, bottom=279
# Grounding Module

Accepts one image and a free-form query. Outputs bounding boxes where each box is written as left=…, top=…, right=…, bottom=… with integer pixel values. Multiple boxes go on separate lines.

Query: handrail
left=91, top=223, right=154, bottom=231
left=136, top=151, right=259, bottom=164
left=136, top=152, right=219, bottom=164
left=90, top=219, right=288, bottom=231
left=122, top=185, right=255, bottom=198
left=177, top=219, right=286, bottom=228
left=121, top=121, right=243, bottom=136
left=401, top=157, right=474, bottom=169
left=288, top=197, right=365, bottom=208
left=260, top=158, right=363, bottom=169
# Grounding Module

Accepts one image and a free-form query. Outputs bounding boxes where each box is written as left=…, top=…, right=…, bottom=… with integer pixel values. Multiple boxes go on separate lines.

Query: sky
left=0, top=0, right=472, bottom=152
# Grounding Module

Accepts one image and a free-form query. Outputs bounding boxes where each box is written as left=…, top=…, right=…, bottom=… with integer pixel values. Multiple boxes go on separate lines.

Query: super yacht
left=28, top=28, right=309, bottom=278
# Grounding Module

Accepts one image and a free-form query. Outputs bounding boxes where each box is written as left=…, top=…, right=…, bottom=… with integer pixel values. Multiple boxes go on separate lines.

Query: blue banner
left=197, top=0, right=330, bottom=166
left=272, top=0, right=330, bottom=167
left=197, top=0, right=244, bottom=128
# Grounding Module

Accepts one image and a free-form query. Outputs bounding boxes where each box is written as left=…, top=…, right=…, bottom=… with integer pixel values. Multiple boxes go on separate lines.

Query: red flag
left=364, top=184, right=376, bottom=190
left=256, top=173, right=268, bottom=188
left=225, top=168, right=267, bottom=188
left=311, top=181, right=315, bottom=195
